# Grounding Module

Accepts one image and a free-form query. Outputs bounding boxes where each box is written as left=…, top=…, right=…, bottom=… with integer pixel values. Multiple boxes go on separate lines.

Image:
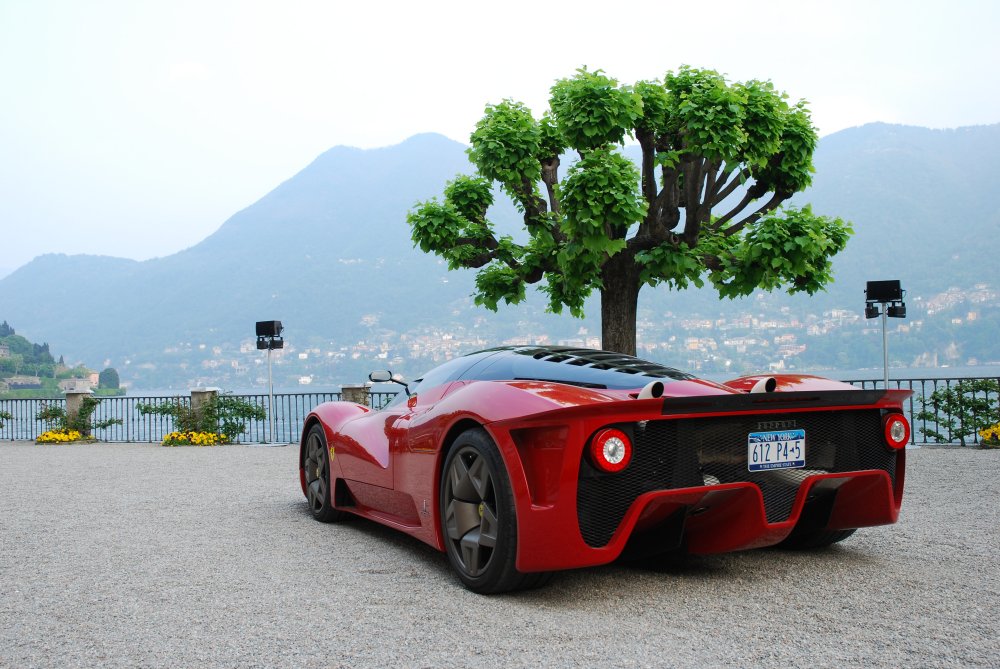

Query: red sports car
left=299, top=346, right=911, bottom=593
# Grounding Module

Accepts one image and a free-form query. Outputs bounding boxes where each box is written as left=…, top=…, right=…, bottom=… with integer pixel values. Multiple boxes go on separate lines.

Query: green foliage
left=407, top=65, right=847, bottom=353
left=561, top=148, right=646, bottom=241
left=752, top=102, right=817, bottom=195
left=36, top=396, right=121, bottom=436
left=1, top=333, right=55, bottom=369
left=664, top=66, right=749, bottom=165
left=708, top=206, right=853, bottom=298
left=633, top=80, right=670, bottom=136
left=98, top=367, right=120, bottom=390
left=137, top=394, right=266, bottom=442
left=408, top=200, right=464, bottom=256
left=0, top=409, right=11, bottom=428
left=474, top=265, right=526, bottom=311
left=468, top=99, right=543, bottom=189
left=537, top=113, right=566, bottom=160
left=913, top=379, right=1000, bottom=446
left=637, top=233, right=723, bottom=291
left=549, top=68, right=642, bottom=151
left=443, top=175, right=494, bottom=223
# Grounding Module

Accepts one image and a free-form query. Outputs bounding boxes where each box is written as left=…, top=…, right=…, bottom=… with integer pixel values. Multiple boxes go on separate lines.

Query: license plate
left=748, top=429, right=806, bottom=471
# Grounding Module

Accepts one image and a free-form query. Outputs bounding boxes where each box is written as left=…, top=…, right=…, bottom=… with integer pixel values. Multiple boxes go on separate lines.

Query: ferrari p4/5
left=299, top=346, right=910, bottom=593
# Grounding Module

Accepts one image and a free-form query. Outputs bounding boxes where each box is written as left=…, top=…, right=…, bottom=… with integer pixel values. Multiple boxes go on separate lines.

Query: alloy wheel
left=443, top=445, right=499, bottom=577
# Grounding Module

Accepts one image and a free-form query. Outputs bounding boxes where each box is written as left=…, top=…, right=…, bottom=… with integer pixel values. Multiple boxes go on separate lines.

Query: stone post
left=341, top=384, right=369, bottom=406
left=190, top=387, right=220, bottom=414
left=64, top=390, right=93, bottom=436
left=190, top=388, right=219, bottom=432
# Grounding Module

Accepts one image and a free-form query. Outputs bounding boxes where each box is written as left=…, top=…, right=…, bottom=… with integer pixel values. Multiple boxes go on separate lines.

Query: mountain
left=1, top=123, right=998, bottom=388
left=801, top=123, right=1000, bottom=297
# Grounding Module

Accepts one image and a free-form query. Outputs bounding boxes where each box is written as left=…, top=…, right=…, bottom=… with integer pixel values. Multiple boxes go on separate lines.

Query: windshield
left=376, top=351, right=499, bottom=410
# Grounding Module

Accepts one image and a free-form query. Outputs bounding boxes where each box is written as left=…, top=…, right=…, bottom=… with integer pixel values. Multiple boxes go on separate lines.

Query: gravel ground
left=0, top=442, right=997, bottom=669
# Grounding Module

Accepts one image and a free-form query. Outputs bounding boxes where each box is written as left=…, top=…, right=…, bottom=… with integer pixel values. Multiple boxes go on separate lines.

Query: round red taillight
left=883, top=414, right=910, bottom=450
left=589, top=428, right=632, bottom=473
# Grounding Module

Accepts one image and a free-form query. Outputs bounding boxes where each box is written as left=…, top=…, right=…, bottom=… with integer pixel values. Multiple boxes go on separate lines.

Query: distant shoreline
left=114, top=363, right=1000, bottom=397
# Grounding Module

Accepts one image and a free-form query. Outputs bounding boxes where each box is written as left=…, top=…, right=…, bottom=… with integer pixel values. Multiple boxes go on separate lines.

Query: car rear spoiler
left=661, top=389, right=913, bottom=416
left=489, top=388, right=913, bottom=431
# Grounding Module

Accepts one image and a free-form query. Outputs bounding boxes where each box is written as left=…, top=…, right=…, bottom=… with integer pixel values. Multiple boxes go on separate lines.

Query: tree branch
left=508, top=176, right=566, bottom=245
left=720, top=192, right=786, bottom=237
left=637, top=129, right=657, bottom=204
left=703, top=160, right=719, bottom=205
left=541, top=157, right=561, bottom=215
left=454, top=235, right=498, bottom=250
left=460, top=238, right=553, bottom=283
left=627, top=231, right=684, bottom=254
left=710, top=167, right=752, bottom=207
left=683, top=158, right=705, bottom=246
left=710, top=191, right=755, bottom=231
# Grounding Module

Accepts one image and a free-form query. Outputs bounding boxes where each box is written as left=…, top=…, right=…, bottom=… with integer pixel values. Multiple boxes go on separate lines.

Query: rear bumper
left=508, top=462, right=902, bottom=572
left=489, top=393, right=908, bottom=573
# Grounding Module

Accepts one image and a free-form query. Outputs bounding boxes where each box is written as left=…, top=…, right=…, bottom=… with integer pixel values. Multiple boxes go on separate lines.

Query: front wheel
left=303, top=424, right=347, bottom=523
left=440, top=428, right=550, bottom=594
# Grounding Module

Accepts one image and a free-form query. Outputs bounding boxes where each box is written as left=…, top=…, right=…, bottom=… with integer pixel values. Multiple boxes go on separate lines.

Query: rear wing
left=661, top=389, right=913, bottom=416
left=489, top=388, right=912, bottom=430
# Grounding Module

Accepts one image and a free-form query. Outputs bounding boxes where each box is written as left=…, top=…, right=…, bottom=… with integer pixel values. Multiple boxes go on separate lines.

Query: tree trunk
left=600, top=258, right=641, bottom=356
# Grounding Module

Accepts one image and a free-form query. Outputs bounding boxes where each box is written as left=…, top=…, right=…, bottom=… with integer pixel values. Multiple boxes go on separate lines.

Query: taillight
left=883, top=414, right=910, bottom=450
left=589, top=428, right=632, bottom=473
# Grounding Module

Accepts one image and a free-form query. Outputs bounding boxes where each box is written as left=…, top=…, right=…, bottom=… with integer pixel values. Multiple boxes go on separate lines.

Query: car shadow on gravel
left=287, top=497, right=882, bottom=600
left=290, top=499, right=454, bottom=579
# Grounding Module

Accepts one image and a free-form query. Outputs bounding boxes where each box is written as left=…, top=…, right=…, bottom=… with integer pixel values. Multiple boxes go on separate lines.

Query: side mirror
left=369, top=370, right=410, bottom=396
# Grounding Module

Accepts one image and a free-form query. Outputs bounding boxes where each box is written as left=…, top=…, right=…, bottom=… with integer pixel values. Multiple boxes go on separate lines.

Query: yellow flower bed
left=979, top=423, right=1000, bottom=448
left=37, top=428, right=83, bottom=444
left=162, top=431, right=227, bottom=447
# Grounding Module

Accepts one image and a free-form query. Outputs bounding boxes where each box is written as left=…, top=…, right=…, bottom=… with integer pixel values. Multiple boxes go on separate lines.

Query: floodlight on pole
left=256, top=320, right=284, bottom=444
left=864, top=281, right=906, bottom=389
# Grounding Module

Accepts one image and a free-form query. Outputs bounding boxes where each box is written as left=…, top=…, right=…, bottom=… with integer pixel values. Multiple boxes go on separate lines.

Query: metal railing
left=0, top=391, right=399, bottom=444
left=1, top=380, right=997, bottom=446
left=845, top=376, right=1000, bottom=446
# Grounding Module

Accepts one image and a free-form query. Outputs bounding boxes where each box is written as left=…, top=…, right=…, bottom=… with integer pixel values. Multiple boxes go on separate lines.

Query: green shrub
left=36, top=396, right=122, bottom=437
left=913, top=379, right=1000, bottom=447
left=137, top=394, right=265, bottom=443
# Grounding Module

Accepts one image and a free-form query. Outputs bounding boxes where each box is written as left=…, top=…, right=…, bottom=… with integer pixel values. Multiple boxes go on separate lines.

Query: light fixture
left=865, top=281, right=906, bottom=389
left=883, top=414, right=910, bottom=450
left=256, top=320, right=284, bottom=444
left=589, top=428, right=632, bottom=473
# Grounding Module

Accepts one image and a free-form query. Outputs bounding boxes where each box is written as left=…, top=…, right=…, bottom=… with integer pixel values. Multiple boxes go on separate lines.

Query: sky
left=1, top=0, right=998, bottom=276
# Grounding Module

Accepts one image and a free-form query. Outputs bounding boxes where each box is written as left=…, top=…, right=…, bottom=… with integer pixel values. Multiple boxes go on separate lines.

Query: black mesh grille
left=576, top=409, right=895, bottom=547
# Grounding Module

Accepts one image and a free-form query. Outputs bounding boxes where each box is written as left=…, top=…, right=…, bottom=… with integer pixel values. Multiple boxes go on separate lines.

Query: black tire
left=778, top=527, right=856, bottom=550
left=303, top=424, right=347, bottom=523
left=440, top=428, right=551, bottom=594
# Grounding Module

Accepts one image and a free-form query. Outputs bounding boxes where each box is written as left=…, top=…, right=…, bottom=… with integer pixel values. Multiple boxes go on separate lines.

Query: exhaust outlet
left=750, top=377, right=778, bottom=393
left=637, top=380, right=665, bottom=399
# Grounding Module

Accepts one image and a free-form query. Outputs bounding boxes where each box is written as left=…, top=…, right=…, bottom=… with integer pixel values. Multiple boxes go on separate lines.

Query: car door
left=332, top=403, right=404, bottom=489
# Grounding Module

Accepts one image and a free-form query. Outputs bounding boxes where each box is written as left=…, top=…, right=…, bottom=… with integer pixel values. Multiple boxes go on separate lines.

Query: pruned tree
left=98, top=367, right=120, bottom=390
left=408, top=67, right=852, bottom=355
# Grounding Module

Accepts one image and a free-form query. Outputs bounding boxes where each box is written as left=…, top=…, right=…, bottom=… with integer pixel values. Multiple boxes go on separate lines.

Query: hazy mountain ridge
left=1, top=123, right=997, bottom=386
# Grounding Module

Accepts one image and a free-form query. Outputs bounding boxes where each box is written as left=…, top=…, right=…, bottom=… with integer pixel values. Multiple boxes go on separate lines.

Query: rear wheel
left=440, top=428, right=551, bottom=594
left=303, top=424, right=347, bottom=523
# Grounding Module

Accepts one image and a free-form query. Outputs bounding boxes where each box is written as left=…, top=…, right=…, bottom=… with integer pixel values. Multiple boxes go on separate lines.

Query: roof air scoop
left=637, top=380, right=665, bottom=399
left=751, top=377, right=778, bottom=393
